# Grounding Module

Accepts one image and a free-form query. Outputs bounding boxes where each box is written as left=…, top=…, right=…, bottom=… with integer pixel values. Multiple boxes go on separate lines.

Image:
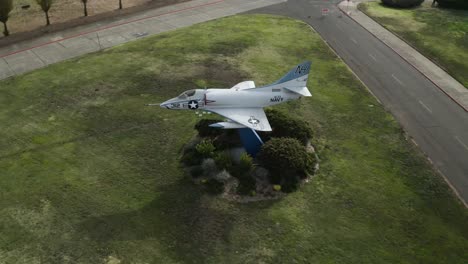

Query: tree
left=36, top=0, right=53, bottom=25
left=81, top=0, right=88, bottom=16
left=381, top=0, right=424, bottom=8
left=0, top=0, right=14, bottom=36
left=119, top=0, right=122, bottom=9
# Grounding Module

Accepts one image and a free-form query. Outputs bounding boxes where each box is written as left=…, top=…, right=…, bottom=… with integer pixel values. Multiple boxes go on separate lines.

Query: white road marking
left=454, top=136, right=468, bottom=151
left=418, top=100, right=432, bottom=114
left=368, top=53, right=377, bottom=62
left=391, top=74, right=404, bottom=86
left=350, top=37, right=358, bottom=44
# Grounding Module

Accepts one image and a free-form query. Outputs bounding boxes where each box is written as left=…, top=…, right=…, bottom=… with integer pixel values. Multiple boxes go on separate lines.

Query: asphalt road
left=246, top=0, right=468, bottom=205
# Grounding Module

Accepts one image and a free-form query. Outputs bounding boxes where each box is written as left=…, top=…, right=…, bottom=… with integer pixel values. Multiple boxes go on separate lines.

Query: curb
left=339, top=1, right=468, bottom=113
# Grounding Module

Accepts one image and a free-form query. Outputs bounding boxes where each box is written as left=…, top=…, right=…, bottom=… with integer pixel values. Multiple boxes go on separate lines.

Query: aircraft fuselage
left=160, top=87, right=301, bottom=110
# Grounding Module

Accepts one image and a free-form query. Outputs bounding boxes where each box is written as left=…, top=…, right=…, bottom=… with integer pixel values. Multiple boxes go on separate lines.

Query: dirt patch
left=200, top=58, right=249, bottom=87
left=0, top=0, right=190, bottom=47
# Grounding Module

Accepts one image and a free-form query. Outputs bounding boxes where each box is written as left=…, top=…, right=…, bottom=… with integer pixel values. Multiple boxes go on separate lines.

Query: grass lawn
left=0, top=14, right=467, bottom=263
left=359, top=1, right=468, bottom=88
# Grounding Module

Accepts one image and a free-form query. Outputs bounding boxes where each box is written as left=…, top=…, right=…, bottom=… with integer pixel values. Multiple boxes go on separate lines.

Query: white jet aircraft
left=159, top=61, right=312, bottom=131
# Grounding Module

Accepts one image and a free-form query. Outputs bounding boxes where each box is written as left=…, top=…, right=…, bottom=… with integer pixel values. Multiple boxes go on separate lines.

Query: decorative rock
left=214, top=169, right=231, bottom=182
left=201, top=158, right=217, bottom=177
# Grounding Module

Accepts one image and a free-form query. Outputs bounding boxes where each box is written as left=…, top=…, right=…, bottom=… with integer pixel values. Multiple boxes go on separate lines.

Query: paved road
left=339, top=0, right=468, bottom=111
left=246, top=0, right=468, bottom=205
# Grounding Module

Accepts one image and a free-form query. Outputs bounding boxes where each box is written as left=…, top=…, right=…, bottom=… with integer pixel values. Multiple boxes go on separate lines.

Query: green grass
left=0, top=14, right=467, bottom=263
left=359, top=1, right=468, bottom=88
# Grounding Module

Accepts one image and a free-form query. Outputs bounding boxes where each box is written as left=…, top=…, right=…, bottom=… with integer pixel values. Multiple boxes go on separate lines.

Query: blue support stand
left=237, top=128, right=264, bottom=157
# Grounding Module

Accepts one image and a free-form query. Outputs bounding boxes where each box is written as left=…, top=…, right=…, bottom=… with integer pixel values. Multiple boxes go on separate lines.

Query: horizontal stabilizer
left=284, top=86, right=312, bottom=97
left=209, top=122, right=246, bottom=129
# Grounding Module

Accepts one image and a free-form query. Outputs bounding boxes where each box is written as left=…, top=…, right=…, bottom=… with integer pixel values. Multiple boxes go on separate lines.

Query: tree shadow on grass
left=77, top=178, right=235, bottom=263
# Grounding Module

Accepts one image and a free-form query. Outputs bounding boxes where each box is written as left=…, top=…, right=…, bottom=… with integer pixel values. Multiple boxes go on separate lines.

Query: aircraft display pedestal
left=237, top=128, right=264, bottom=157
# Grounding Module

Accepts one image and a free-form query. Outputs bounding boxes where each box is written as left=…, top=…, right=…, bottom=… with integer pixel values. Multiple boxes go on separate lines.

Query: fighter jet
left=158, top=61, right=312, bottom=131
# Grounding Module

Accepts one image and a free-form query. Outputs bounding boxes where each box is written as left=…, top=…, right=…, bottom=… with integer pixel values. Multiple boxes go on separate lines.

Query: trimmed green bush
left=381, top=0, right=424, bottom=8
left=194, top=119, right=223, bottom=138
left=214, top=151, right=232, bottom=170
left=262, top=109, right=312, bottom=144
left=195, top=139, right=215, bottom=158
left=258, top=137, right=314, bottom=192
left=236, top=171, right=256, bottom=195
left=239, top=152, right=253, bottom=173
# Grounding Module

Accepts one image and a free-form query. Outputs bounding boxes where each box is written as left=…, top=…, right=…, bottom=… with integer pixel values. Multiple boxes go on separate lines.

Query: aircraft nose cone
left=160, top=99, right=172, bottom=109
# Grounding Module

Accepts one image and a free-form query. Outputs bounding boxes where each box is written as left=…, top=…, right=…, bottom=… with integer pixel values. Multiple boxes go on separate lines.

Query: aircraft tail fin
left=270, top=61, right=312, bottom=96
left=272, top=61, right=311, bottom=86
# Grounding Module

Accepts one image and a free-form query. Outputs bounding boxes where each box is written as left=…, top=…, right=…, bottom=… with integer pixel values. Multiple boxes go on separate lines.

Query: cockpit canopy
left=177, top=89, right=199, bottom=99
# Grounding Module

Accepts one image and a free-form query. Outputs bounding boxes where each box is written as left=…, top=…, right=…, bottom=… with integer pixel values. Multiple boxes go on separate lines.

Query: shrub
left=262, top=109, right=312, bottom=144
left=257, top=137, right=314, bottom=192
left=194, top=119, right=223, bottom=138
left=195, top=139, right=216, bottom=158
left=381, top=0, right=424, bottom=8
left=225, top=153, right=256, bottom=195
left=181, top=149, right=203, bottom=166
left=239, top=152, right=253, bottom=173
left=213, top=129, right=242, bottom=150
left=258, top=138, right=310, bottom=175
left=236, top=172, right=256, bottom=195
left=214, top=151, right=232, bottom=170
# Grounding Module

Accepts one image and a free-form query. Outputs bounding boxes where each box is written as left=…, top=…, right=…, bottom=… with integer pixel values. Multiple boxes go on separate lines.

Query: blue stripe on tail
left=272, top=61, right=311, bottom=85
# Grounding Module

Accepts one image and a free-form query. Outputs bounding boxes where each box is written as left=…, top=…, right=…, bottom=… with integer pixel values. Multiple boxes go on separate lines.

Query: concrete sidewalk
left=0, top=0, right=285, bottom=80
left=338, top=0, right=468, bottom=112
